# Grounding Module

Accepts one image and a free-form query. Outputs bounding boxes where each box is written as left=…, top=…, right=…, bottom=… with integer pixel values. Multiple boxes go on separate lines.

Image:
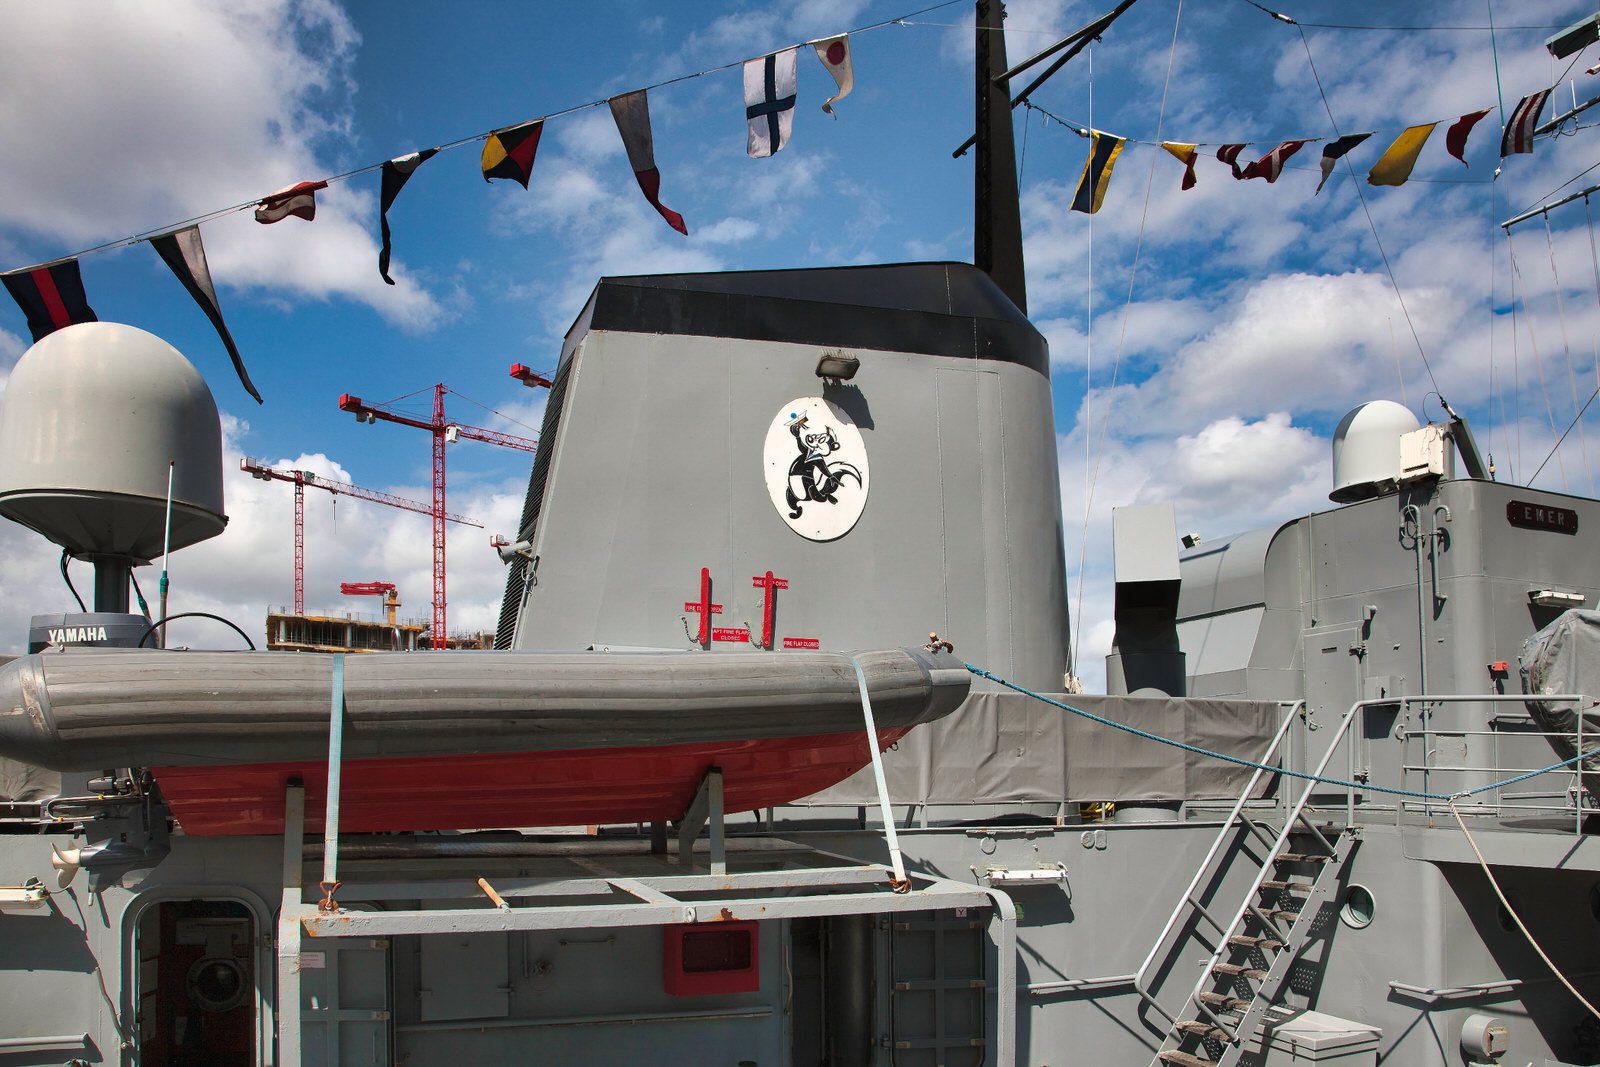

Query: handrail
left=1130, top=701, right=1303, bottom=1021
left=1158, top=696, right=1367, bottom=1053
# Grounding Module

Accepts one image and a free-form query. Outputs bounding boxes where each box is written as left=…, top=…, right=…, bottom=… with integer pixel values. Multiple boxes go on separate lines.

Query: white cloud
left=0, top=0, right=445, bottom=329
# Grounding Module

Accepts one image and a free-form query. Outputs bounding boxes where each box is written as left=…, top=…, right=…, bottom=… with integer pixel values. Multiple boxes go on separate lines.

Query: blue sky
left=0, top=0, right=1595, bottom=684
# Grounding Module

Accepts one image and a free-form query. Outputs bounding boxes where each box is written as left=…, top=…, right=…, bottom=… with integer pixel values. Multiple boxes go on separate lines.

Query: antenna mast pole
left=974, top=0, right=1027, bottom=314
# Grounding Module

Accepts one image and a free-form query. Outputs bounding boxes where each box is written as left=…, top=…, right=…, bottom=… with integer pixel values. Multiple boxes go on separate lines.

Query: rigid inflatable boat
left=0, top=645, right=967, bottom=834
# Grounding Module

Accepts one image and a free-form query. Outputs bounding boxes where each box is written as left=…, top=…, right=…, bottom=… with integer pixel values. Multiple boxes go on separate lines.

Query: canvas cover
left=805, top=691, right=1284, bottom=806
left=1520, top=608, right=1600, bottom=805
left=0, top=757, right=57, bottom=804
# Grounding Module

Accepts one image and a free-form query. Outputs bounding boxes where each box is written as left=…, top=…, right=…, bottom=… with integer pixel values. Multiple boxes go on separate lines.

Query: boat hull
left=153, top=727, right=907, bottom=834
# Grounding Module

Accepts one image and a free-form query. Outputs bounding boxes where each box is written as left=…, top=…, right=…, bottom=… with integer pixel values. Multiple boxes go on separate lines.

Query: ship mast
left=966, top=0, right=1142, bottom=315
left=973, top=0, right=1027, bottom=314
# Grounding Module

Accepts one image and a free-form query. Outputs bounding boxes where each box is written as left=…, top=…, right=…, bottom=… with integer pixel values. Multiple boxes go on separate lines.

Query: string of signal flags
left=0, top=0, right=915, bottom=406
left=0, top=0, right=1570, bottom=401
left=1066, top=85, right=1556, bottom=215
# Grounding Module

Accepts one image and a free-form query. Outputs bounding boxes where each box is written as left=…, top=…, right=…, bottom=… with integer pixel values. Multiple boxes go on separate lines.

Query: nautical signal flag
left=1, top=259, right=96, bottom=343
left=1502, top=89, right=1551, bottom=155
left=1071, top=131, right=1125, bottom=215
left=1162, top=142, right=1198, bottom=190
left=1316, top=132, right=1372, bottom=193
left=481, top=121, right=544, bottom=188
left=745, top=48, right=798, bottom=158
left=379, top=148, right=438, bottom=284
left=150, top=225, right=261, bottom=404
left=1216, top=143, right=1248, bottom=179
left=1446, top=109, right=1492, bottom=166
left=1368, top=123, right=1437, bottom=186
left=812, top=35, right=853, bottom=114
left=610, top=90, right=687, bottom=235
left=254, top=180, right=327, bottom=223
left=1240, top=140, right=1307, bottom=183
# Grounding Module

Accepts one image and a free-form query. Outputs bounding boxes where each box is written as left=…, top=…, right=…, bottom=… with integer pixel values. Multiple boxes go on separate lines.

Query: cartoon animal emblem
left=786, top=414, right=863, bottom=518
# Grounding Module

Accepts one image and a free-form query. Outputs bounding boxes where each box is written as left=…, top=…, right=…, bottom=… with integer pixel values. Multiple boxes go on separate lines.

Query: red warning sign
left=711, top=627, right=751, bottom=643
left=782, top=637, right=820, bottom=650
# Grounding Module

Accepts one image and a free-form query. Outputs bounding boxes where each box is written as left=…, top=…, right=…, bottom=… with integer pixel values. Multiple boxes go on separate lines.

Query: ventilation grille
left=493, top=355, right=577, bottom=650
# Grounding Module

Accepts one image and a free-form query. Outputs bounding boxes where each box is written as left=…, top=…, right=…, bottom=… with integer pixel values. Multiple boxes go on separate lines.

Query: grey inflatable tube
left=0, top=646, right=970, bottom=771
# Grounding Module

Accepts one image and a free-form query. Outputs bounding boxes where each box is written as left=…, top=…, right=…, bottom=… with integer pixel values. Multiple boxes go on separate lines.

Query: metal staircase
left=1152, top=826, right=1358, bottom=1067
left=1143, top=701, right=1365, bottom=1067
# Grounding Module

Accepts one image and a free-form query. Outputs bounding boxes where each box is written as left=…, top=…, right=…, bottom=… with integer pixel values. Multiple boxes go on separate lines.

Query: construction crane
left=340, top=581, right=401, bottom=626
left=240, top=458, right=482, bottom=617
left=337, top=383, right=538, bottom=648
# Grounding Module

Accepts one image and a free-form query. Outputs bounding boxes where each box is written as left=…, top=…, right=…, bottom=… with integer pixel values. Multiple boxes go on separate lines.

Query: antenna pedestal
left=89, top=556, right=133, bottom=615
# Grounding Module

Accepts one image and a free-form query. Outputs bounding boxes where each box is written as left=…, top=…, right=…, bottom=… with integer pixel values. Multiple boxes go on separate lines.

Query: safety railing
left=1396, top=692, right=1597, bottom=833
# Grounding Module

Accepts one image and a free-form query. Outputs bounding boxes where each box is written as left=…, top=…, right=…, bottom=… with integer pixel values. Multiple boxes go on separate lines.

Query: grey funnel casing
left=0, top=322, right=227, bottom=560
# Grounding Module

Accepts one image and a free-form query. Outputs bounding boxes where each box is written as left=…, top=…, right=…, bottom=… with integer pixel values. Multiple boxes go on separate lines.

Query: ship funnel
left=1329, top=400, right=1420, bottom=503
left=0, top=322, right=227, bottom=612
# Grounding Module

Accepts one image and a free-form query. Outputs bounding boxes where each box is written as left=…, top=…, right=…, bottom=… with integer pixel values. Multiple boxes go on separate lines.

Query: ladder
left=1146, top=702, right=1364, bottom=1067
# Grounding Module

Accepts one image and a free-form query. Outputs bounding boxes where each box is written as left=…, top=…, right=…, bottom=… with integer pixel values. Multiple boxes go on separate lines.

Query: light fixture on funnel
left=815, top=351, right=860, bottom=381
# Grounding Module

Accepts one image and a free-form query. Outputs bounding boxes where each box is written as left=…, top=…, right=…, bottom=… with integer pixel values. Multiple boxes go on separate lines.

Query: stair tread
left=1228, top=934, right=1284, bottom=951
left=1259, top=878, right=1311, bottom=893
left=1213, top=962, right=1267, bottom=979
left=1198, top=992, right=1249, bottom=1012
left=1158, top=1053, right=1218, bottom=1067
left=1275, top=852, right=1331, bottom=863
left=1176, top=1020, right=1231, bottom=1041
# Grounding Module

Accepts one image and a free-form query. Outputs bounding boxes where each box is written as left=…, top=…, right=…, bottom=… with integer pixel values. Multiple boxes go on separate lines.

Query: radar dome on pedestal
left=1329, top=399, right=1420, bottom=503
left=0, top=322, right=226, bottom=560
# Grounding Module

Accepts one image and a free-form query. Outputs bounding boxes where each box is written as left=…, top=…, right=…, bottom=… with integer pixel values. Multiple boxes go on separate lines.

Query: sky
left=0, top=0, right=1596, bottom=689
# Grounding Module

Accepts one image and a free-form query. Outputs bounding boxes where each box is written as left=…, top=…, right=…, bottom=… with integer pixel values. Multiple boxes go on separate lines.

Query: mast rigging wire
left=1541, top=211, right=1594, bottom=491
left=1296, top=24, right=1442, bottom=400
left=1507, top=230, right=1568, bottom=488
left=1071, top=0, right=1186, bottom=680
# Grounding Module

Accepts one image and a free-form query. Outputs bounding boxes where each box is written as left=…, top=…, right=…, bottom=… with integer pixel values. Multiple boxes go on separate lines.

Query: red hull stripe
left=153, top=727, right=907, bottom=836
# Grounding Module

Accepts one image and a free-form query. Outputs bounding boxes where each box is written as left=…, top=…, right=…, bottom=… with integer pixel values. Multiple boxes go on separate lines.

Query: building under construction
left=264, top=607, right=428, bottom=653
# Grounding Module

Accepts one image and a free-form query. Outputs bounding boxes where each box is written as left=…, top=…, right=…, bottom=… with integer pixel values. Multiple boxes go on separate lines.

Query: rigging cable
left=1507, top=229, right=1569, bottom=488
left=448, top=388, right=542, bottom=435
left=1448, top=799, right=1600, bottom=1023
left=960, top=658, right=1600, bottom=1024
left=1530, top=385, right=1600, bottom=484
left=1584, top=195, right=1600, bottom=395
left=1072, top=41, right=1094, bottom=682
left=37, top=0, right=973, bottom=268
left=1508, top=230, right=1524, bottom=477
left=1076, top=0, right=1188, bottom=678
left=1485, top=0, right=1506, bottom=128
left=1541, top=211, right=1594, bottom=492
left=1296, top=24, right=1442, bottom=400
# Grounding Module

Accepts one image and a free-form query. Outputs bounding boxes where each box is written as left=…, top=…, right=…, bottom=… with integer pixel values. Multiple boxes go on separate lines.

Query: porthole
left=1496, top=889, right=1524, bottom=933
left=186, top=955, right=248, bottom=1012
left=1340, top=884, right=1376, bottom=929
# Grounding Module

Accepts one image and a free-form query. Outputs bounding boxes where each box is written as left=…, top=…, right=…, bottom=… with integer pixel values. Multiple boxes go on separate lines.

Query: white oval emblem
left=763, top=396, right=869, bottom=541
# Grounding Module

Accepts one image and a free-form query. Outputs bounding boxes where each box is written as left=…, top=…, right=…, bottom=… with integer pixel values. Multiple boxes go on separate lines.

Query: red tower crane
left=340, top=581, right=401, bottom=626
left=240, top=458, right=482, bottom=618
left=337, top=384, right=538, bottom=648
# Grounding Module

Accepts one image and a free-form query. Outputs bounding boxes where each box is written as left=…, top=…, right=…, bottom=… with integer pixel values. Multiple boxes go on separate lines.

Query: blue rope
left=964, top=663, right=1598, bottom=803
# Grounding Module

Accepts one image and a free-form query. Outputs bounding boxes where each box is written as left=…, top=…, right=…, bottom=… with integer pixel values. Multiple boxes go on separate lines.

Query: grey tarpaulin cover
left=1520, top=608, right=1600, bottom=805
left=0, top=757, right=57, bottom=804
left=803, top=691, right=1283, bottom=806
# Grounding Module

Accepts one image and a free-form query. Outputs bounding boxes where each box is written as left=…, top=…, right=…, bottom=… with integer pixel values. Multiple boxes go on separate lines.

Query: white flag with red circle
left=811, top=35, right=853, bottom=114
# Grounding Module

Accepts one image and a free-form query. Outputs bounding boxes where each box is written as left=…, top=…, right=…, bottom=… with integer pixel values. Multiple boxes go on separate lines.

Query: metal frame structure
left=270, top=644, right=1019, bottom=1066
left=241, top=458, right=480, bottom=616
left=337, top=385, right=537, bottom=647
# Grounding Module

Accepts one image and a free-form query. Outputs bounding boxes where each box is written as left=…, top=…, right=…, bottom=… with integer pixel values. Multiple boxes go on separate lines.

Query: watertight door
left=298, top=937, right=392, bottom=1066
